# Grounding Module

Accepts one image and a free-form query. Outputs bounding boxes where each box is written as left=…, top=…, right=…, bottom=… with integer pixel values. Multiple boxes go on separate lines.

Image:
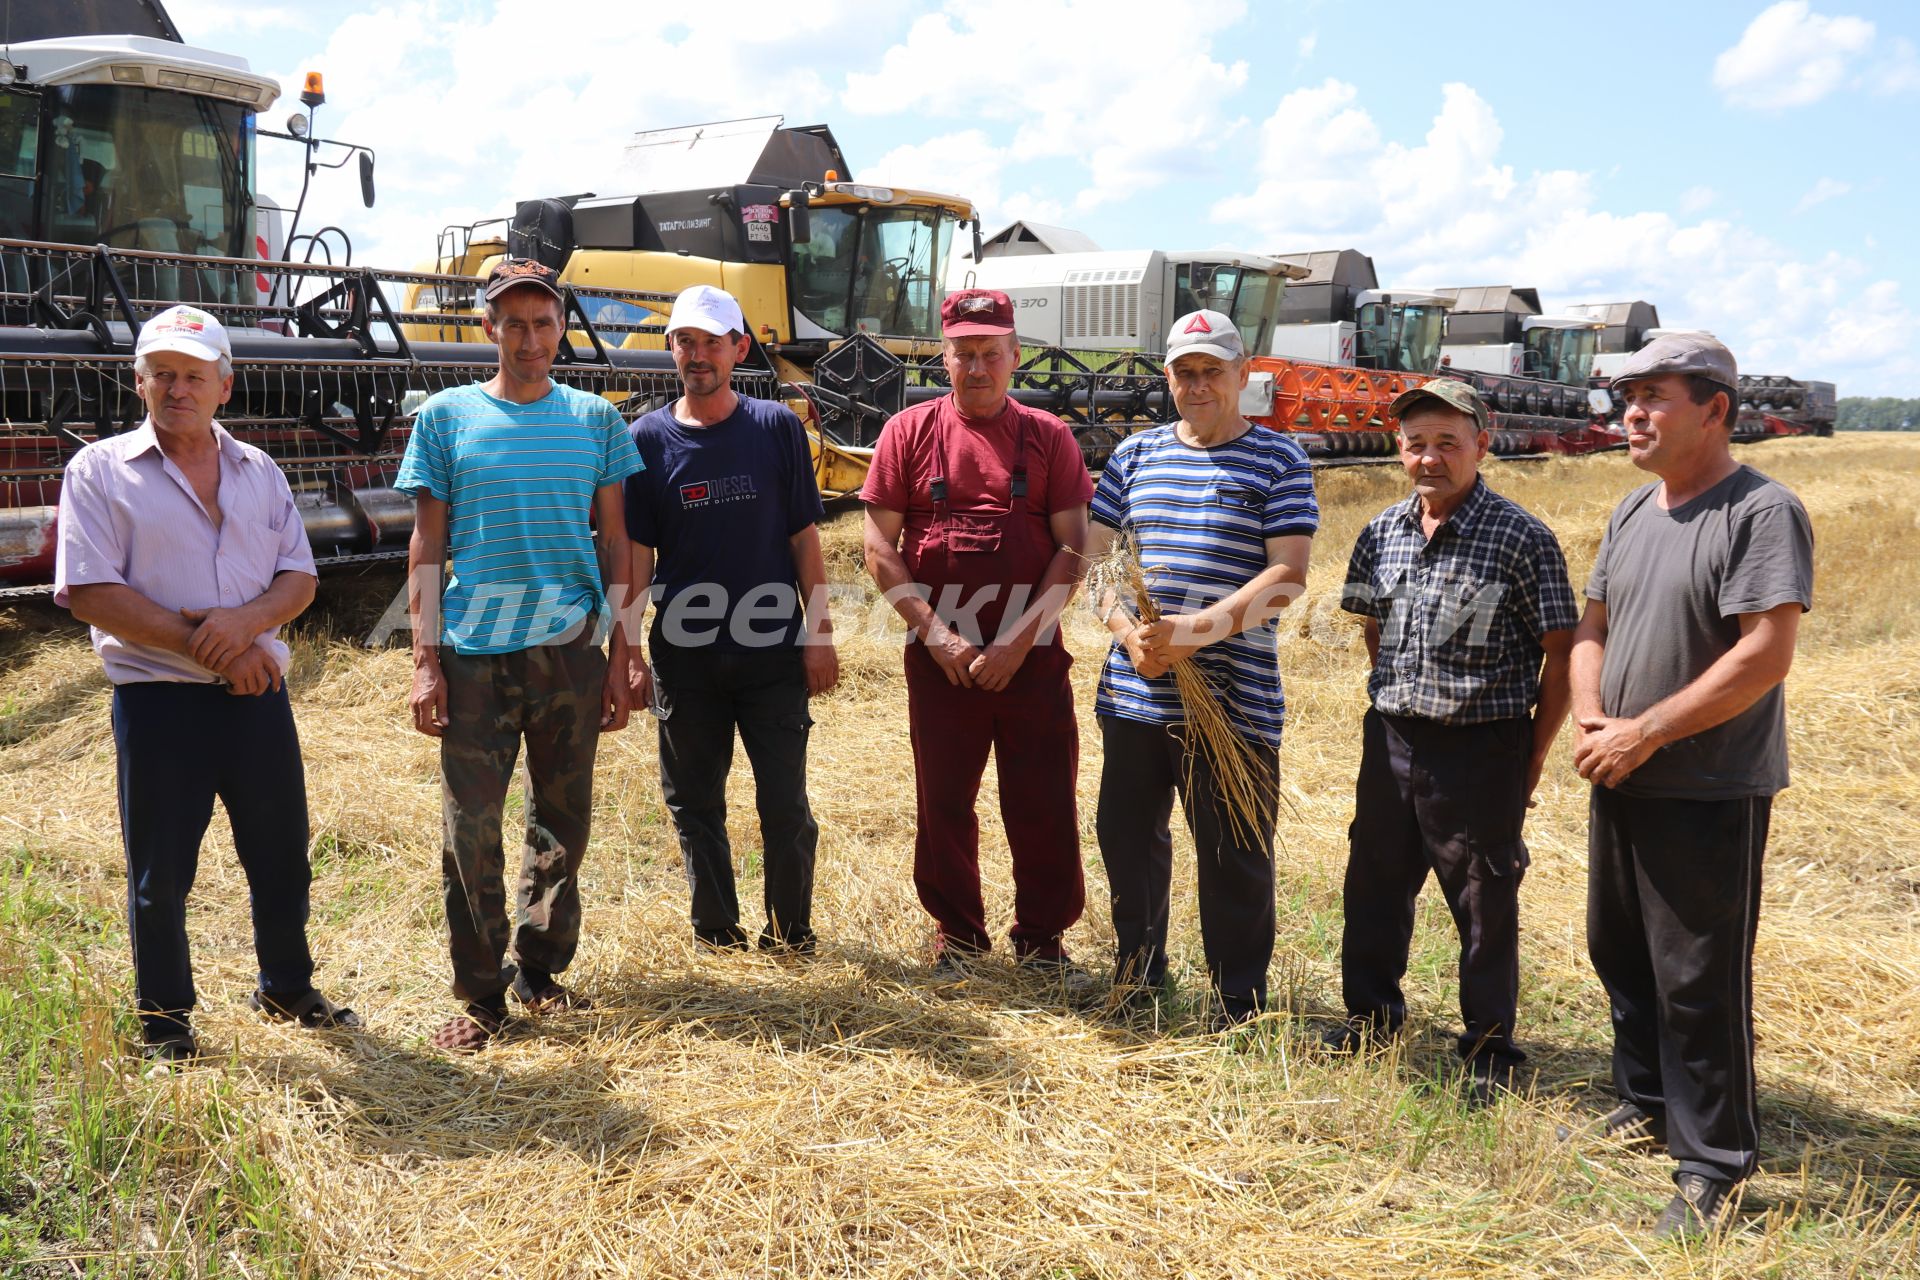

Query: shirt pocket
left=219, top=512, right=288, bottom=601
left=1423, top=567, right=1507, bottom=652
left=1203, top=481, right=1263, bottom=522
left=941, top=512, right=1004, bottom=554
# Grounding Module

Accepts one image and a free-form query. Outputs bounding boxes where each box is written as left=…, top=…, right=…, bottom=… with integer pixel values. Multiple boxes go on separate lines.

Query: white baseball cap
left=665, top=284, right=747, bottom=337
left=1164, top=309, right=1244, bottom=366
left=136, top=304, right=232, bottom=364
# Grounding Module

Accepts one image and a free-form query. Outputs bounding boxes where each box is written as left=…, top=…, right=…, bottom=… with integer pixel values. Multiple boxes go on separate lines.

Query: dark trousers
left=1096, top=714, right=1279, bottom=1020
left=1342, top=709, right=1532, bottom=1067
left=440, top=639, right=605, bottom=1004
left=1589, top=787, right=1769, bottom=1184
left=904, top=647, right=1083, bottom=959
left=653, top=639, right=818, bottom=946
left=111, top=681, right=314, bottom=1041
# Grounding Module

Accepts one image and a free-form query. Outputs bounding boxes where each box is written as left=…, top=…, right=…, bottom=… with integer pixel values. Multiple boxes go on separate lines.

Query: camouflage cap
left=1609, top=331, right=1738, bottom=394
left=1390, top=378, right=1489, bottom=432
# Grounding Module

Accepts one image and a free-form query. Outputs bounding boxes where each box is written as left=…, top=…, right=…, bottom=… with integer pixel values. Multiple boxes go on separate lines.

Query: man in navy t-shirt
left=624, top=285, right=838, bottom=951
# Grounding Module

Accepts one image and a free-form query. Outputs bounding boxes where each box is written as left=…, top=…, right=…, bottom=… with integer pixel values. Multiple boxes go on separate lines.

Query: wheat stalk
left=1086, top=532, right=1278, bottom=853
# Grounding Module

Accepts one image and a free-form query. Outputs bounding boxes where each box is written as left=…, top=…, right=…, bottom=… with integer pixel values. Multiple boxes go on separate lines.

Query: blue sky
left=165, top=0, right=1917, bottom=394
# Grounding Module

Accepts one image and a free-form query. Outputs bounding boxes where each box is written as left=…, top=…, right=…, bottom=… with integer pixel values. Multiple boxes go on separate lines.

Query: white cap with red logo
left=1163, top=309, right=1244, bottom=366
left=136, top=304, right=232, bottom=364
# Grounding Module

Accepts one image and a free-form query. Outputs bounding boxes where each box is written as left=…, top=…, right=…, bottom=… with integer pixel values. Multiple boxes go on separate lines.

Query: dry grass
left=2, top=434, right=1917, bottom=1277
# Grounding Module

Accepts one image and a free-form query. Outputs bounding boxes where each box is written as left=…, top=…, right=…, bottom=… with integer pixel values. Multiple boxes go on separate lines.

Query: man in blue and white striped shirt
left=1085, top=309, right=1317, bottom=1031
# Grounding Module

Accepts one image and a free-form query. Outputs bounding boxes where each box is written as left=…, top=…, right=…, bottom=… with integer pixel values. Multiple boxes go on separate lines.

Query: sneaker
left=1466, top=1060, right=1521, bottom=1111
left=1555, top=1101, right=1668, bottom=1147
left=511, top=969, right=591, bottom=1014
left=1020, top=955, right=1099, bottom=1001
left=756, top=929, right=818, bottom=958
left=929, top=950, right=976, bottom=983
left=1106, top=977, right=1169, bottom=1020
left=1654, top=1172, right=1732, bottom=1239
left=1209, top=1004, right=1266, bottom=1036
left=1318, top=1018, right=1390, bottom=1056
left=696, top=926, right=752, bottom=953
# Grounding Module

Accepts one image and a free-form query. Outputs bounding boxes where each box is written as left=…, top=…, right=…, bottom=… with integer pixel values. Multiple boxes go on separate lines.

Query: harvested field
left=1, top=433, right=1917, bottom=1277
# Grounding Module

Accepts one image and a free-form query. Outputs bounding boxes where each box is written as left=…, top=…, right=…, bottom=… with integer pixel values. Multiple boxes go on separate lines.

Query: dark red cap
left=941, top=288, right=1016, bottom=337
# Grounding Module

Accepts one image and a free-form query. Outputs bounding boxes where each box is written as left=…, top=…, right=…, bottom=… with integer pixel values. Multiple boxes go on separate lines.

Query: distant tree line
left=1836, top=397, right=1920, bottom=431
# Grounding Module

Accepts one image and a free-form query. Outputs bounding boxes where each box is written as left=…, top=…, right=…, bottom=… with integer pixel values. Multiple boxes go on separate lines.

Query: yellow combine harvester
left=397, top=116, right=983, bottom=497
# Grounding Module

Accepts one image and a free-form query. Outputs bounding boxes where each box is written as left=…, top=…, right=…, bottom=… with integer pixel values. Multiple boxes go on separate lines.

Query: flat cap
left=1390, top=378, right=1489, bottom=432
left=1609, top=332, right=1737, bottom=393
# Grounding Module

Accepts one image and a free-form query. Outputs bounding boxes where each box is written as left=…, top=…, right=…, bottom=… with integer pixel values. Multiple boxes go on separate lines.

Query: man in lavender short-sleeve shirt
left=54, top=305, right=357, bottom=1062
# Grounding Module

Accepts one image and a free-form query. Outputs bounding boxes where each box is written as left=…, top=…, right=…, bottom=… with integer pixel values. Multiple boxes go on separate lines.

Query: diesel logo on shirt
left=679, top=475, right=759, bottom=509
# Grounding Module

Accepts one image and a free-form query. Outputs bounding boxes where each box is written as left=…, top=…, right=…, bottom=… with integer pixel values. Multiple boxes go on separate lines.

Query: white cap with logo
left=136, top=304, right=232, bottom=364
left=665, top=284, right=747, bottom=337
left=1163, top=309, right=1245, bottom=366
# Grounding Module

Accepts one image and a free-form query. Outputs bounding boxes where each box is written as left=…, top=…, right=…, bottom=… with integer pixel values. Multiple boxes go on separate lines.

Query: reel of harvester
left=0, top=238, right=778, bottom=592
left=808, top=336, right=1174, bottom=475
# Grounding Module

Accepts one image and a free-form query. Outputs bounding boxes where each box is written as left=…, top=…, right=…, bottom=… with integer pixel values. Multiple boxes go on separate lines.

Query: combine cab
left=1430, top=285, right=1609, bottom=453
left=1254, top=248, right=1448, bottom=457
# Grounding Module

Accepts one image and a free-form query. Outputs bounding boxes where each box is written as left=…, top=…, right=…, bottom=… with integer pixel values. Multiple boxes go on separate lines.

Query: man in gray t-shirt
left=1569, top=333, right=1814, bottom=1240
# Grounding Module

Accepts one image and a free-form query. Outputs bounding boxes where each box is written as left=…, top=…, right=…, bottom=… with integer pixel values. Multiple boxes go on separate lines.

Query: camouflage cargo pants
left=439, top=637, right=606, bottom=1004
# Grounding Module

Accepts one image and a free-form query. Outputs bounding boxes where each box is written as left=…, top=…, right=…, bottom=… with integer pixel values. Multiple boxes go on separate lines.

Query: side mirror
left=781, top=189, right=810, bottom=249
left=359, top=151, right=376, bottom=208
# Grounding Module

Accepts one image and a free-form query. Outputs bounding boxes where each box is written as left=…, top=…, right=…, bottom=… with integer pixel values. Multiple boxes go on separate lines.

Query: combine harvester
left=404, top=117, right=1186, bottom=478
left=1571, top=301, right=1836, bottom=442
left=0, top=5, right=1836, bottom=592
left=0, top=3, right=784, bottom=591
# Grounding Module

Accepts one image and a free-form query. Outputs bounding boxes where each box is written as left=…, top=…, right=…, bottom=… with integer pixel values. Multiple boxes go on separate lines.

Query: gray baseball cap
left=1609, top=332, right=1738, bottom=393
left=1390, top=378, right=1489, bottom=432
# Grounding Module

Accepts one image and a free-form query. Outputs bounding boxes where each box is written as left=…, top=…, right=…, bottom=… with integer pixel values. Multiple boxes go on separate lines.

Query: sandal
left=250, top=988, right=362, bottom=1030
left=142, top=1029, right=201, bottom=1062
left=430, top=1002, right=506, bottom=1054
left=511, top=970, right=591, bottom=1015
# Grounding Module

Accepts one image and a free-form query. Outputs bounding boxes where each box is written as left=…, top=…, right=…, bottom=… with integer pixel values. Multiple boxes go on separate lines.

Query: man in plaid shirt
left=1329, top=379, right=1578, bottom=1105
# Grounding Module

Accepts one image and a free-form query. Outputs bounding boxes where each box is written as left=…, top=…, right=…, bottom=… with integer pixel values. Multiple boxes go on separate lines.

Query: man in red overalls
left=861, top=289, right=1092, bottom=983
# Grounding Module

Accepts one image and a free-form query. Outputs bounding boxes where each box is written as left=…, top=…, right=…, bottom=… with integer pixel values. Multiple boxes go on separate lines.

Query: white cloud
left=165, top=0, right=312, bottom=38
left=253, top=0, right=877, bottom=274
left=1871, top=37, right=1920, bottom=94
left=1296, top=33, right=1318, bottom=61
left=842, top=0, right=1248, bottom=211
left=1794, top=176, right=1852, bottom=213
left=1679, top=185, right=1716, bottom=214
left=863, top=130, right=1065, bottom=235
left=1713, top=2, right=1876, bottom=108
left=1210, top=78, right=1916, bottom=393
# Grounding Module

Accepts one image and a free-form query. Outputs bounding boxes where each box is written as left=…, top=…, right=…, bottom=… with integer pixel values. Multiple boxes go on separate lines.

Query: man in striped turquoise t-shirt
left=1085, top=309, right=1317, bottom=1032
left=396, top=257, right=642, bottom=1053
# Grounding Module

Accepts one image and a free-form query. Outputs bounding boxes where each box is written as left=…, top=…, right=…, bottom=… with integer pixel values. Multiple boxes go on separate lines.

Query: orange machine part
left=1246, top=356, right=1430, bottom=433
